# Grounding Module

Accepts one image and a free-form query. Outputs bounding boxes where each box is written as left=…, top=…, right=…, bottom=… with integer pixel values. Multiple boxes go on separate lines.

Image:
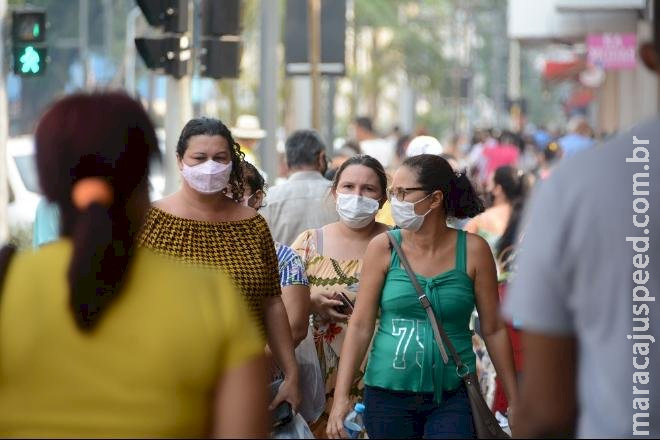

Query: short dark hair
left=403, top=154, right=484, bottom=219
left=285, top=129, right=326, bottom=168
left=176, top=117, right=245, bottom=201
left=331, top=155, right=387, bottom=200
left=355, top=116, right=373, bottom=133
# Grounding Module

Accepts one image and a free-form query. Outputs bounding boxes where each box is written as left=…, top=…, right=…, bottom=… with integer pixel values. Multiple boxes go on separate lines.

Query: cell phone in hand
left=272, top=401, right=293, bottom=429
left=270, top=378, right=293, bottom=429
left=334, top=292, right=354, bottom=315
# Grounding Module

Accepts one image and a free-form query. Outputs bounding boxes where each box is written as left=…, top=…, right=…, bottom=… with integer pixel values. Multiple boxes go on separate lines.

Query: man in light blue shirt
left=557, top=116, right=595, bottom=158
left=32, top=198, right=60, bottom=247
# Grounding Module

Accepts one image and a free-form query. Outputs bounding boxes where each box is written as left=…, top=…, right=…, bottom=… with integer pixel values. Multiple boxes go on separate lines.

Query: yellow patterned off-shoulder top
left=138, top=206, right=281, bottom=335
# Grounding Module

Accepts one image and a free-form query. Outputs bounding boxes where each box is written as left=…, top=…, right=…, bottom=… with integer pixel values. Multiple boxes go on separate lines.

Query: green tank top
left=364, top=229, right=477, bottom=402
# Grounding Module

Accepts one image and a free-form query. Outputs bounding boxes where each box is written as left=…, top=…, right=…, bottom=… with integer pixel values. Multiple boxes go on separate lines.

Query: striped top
left=275, top=242, right=308, bottom=287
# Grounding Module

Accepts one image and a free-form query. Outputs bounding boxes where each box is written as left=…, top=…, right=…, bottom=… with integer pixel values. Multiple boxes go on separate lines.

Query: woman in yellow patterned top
left=0, top=92, right=268, bottom=438
left=138, top=117, right=301, bottom=412
left=291, top=155, right=390, bottom=437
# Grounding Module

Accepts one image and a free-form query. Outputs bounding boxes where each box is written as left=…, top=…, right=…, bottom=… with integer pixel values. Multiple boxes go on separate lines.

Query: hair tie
left=72, top=177, right=114, bottom=210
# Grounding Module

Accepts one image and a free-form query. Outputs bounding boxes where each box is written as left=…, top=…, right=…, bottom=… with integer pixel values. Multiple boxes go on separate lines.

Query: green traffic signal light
left=13, top=45, right=47, bottom=76
left=19, top=46, right=41, bottom=74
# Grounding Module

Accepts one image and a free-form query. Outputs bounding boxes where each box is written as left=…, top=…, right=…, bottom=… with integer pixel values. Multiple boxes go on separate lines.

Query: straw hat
left=231, top=115, right=266, bottom=140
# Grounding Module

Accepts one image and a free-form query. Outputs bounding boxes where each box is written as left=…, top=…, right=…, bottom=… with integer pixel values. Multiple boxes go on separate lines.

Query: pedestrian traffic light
left=135, top=0, right=190, bottom=79
left=11, top=9, right=48, bottom=76
left=199, top=0, right=242, bottom=79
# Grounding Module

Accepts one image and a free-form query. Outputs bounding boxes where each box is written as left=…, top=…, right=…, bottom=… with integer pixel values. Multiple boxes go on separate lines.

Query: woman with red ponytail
left=0, top=92, right=268, bottom=438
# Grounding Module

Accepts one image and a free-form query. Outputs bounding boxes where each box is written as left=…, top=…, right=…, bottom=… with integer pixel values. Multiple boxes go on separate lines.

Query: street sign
left=284, top=0, right=346, bottom=76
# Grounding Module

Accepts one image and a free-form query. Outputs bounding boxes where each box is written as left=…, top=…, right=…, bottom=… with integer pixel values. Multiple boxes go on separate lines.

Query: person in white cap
left=405, top=135, right=444, bottom=157
left=231, top=114, right=266, bottom=167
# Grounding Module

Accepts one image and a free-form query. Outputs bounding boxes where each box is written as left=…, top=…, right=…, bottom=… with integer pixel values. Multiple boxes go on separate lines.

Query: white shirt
left=260, top=171, right=339, bottom=246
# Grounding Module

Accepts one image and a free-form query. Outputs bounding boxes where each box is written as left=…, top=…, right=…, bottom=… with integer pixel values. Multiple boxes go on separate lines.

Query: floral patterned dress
left=291, top=228, right=364, bottom=436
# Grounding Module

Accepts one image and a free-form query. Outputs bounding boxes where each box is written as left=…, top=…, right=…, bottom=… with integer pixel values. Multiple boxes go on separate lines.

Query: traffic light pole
left=259, top=0, right=279, bottom=184
left=164, top=76, right=192, bottom=196
left=308, top=0, right=321, bottom=131
left=0, top=0, right=9, bottom=242
left=163, top=0, right=193, bottom=196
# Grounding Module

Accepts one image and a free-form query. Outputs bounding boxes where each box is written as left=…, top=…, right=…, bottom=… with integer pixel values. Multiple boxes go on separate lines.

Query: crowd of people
left=1, top=9, right=660, bottom=439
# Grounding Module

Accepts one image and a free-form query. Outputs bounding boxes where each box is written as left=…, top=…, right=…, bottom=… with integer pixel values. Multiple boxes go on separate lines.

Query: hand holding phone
left=333, top=292, right=354, bottom=316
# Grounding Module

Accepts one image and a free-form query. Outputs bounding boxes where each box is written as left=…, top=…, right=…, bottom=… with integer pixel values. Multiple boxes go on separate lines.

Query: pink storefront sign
left=587, top=33, right=637, bottom=70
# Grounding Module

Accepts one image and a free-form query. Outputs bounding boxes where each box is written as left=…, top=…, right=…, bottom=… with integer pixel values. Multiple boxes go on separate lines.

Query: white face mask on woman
left=181, top=160, right=232, bottom=194
left=336, top=193, right=380, bottom=229
left=390, top=193, right=433, bottom=232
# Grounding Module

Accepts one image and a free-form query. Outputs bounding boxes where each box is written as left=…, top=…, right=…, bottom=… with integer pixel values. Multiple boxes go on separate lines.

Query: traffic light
left=135, top=36, right=190, bottom=79
left=135, top=0, right=190, bottom=79
left=11, top=9, right=48, bottom=76
left=136, top=0, right=188, bottom=33
left=199, top=0, right=242, bottom=79
left=200, top=0, right=240, bottom=36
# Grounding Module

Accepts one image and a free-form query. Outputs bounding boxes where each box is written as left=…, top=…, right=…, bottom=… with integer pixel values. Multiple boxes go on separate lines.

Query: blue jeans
left=363, top=385, right=475, bottom=439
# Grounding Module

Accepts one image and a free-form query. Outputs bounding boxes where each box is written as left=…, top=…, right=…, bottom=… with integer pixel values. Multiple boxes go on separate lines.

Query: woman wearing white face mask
left=290, top=154, right=390, bottom=437
left=327, top=154, right=519, bottom=439
left=138, top=117, right=301, bottom=416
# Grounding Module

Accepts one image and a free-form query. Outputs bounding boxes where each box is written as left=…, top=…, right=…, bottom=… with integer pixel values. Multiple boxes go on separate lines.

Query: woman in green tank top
left=327, top=154, right=519, bottom=439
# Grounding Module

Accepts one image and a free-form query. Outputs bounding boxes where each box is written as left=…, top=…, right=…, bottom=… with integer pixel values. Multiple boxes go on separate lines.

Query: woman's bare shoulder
left=152, top=193, right=180, bottom=214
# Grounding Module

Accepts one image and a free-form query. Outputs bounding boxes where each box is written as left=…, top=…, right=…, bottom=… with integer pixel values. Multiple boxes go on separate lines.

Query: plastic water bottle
left=343, top=403, right=366, bottom=439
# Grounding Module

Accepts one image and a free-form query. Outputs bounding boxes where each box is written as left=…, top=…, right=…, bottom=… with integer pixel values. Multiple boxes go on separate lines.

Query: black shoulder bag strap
left=387, top=232, right=453, bottom=366
left=388, top=232, right=510, bottom=439
left=0, top=244, right=18, bottom=298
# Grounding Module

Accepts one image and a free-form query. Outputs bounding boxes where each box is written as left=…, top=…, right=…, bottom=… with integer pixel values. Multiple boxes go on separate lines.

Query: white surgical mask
left=390, top=193, right=433, bottom=232
left=181, top=160, right=232, bottom=194
left=336, top=193, right=380, bottom=229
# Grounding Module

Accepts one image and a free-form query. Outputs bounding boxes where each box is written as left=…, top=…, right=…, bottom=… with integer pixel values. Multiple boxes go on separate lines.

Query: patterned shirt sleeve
left=290, top=229, right=315, bottom=269
left=275, top=242, right=309, bottom=287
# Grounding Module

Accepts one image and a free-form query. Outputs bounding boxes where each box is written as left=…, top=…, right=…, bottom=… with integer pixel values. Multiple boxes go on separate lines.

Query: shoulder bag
left=387, top=232, right=509, bottom=439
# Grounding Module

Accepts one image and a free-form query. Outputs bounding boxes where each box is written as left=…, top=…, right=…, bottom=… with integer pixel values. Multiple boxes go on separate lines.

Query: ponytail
left=494, top=166, right=529, bottom=203
left=446, top=172, right=485, bottom=219
left=403, top=154, right=485, bottom=220
left=68, top=201, right=134, bottom=331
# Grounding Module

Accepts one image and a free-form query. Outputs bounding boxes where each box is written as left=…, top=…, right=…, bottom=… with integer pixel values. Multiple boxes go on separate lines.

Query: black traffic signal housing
left=135, top=36, right=190, bottom=79
left=200, top=38, right=240, bottom=79
left=135, top=0, right=190, bottom=78
left=11, top=9, right=48, bottom=76
left=199, top=0, right=242, bottom=79
left=136, top=0, right=188, bottom=33
left=200, top=0, right=240, bottom=36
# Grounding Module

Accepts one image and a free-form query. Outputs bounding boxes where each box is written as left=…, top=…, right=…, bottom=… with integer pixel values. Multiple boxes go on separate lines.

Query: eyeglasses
left=387, top=187, right=427, bottom=202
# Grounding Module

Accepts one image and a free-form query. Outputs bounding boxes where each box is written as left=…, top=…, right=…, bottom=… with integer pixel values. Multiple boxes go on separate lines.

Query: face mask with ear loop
left=390, top=192, right=436, bottom=232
